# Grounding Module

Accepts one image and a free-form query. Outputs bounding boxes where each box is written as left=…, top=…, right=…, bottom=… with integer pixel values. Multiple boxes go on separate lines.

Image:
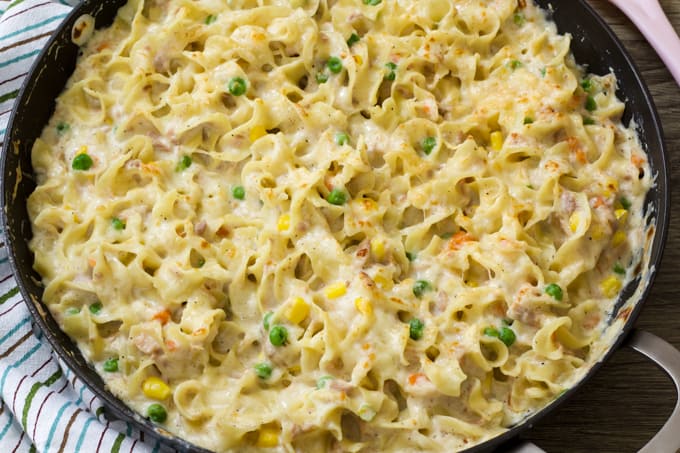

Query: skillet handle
left=607, top=0, right=680, bottom=89
left=624, top=329, right=680, bottom=453
left=504, top=329, right=680, bottom=453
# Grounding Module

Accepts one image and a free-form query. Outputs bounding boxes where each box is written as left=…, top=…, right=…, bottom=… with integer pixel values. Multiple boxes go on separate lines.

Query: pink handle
left=608, top=0, right=680, bottom=88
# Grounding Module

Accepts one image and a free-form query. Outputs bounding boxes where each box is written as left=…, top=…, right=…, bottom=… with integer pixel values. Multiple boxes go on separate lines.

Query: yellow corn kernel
left=611, top=230, right=626, bottom=247
left=324, top=282, right=347, bottom=299
left=277, top=213, right=290, bottom=231
left=590, top=224, right=606, bottom=241
left=490, top=131, right=504, bottom=151
left=600, top=276, right=622, bottom=298
left=353, top=54, right=363, bottom=66
left=373, top=273, right=393, bottom=290
left=142, top=376, right=170, bottom=400
left=256, top=428, right=279, bottom=448
left=615, top=209, right=628, bottom=223
left=568, top=212, right=580, bottom=232
left=77, top=145, right=88, bottom=155
left=285, top=297, right=309, bottom=324
left=250, top=125, right=267, bottom=143
left=354, top=297, right=373, bottom=316
left=370, top=238, right=385, bottom=260
left=361, top=198, right=377, bottom=211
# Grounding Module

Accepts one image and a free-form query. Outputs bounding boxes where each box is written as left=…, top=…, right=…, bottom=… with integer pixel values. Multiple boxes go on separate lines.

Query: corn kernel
left=611, top=230, right=626, bottom=247
left=285, top=297, right=309, bottom=324
left=256, top=428, right=279, bottom=448
left=324, top=282, right=347, bottom=299
left=370, top=238, right=385, bottom=260
left=77, top=145, right=88, bottom=155
left=490, top=131, right=504, bottom=151
left=142, top=376, right=171, bottom=400
left=569, top=212, right=580, bottom=232
left=354, top=297, right=373, bottom=316
left=600, top=276, right=622, bottom=298
left=353, top=54, right=363, bottom=66
left=614, top=209, right=628, bottom=223
left=590, top=224, right=606, bottom=241
left=277, top=214, right=290, bottom=231
left=373, top=273, right=393, bottom=290
left=250, top=125, right=267, bottom=143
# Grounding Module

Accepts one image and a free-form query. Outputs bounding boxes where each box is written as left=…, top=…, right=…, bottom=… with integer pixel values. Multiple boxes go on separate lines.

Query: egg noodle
left=27, top=0, right=652, bottom=450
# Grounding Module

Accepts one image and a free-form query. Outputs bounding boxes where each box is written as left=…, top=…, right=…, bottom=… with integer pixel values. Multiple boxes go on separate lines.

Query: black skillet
left=1, top=0, right=678, bottom=451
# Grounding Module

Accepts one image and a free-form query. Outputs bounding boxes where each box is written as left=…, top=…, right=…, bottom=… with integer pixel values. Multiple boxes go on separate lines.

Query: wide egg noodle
left=27, top=0, right=653, bottom=451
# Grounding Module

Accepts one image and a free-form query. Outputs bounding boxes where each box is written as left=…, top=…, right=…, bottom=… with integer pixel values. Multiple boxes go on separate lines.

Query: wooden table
left=516, top=1, right=680, bottom=452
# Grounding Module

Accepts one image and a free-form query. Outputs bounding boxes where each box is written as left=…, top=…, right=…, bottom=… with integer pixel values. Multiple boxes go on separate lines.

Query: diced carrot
left=165, top=340, right=177, bottom=351
left=152, top=309, right=171, bottom=325
left=408, top=372, right=426, bottom=386
left=631, top=154, right=644, bottom=167
left=88, top=257, right=97, bottom=267
left=575, top=148, right=587, bottom=164
left=448, top=231, right=474, bottom=250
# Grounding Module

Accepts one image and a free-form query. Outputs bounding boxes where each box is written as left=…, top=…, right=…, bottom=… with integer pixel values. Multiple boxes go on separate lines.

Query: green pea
left=408, top=318, right=424, bottom=340
left=56, top=122, right=70, bottom=135
left=327, top=188, right=347, bottom=206
left=205, top=14, right=217, bottom=24
left=232, top=185, right=245, bottom=200
left=483, top=326, right=500, bottom=338
left=316, top=72, right=329, bottom=84
left=581, top=79, right=592, bottom=92
left=176, top=155, right=192, bottom=172
left=147, top=403, right=167, bottom=423
left=545, top=283, right=563, bottom=301
left=585, top=95, right=597, bottom=112
left=327, top=57, right=343, bottom=74
left=72, top=153, right=93, bottom=171
left=509, top=60, right=522, bottom=69
left=384, top=62, right=397, bottom=81
left=499, top=326, right=516, bottom=347
left=335, top=132, right=350, bottom=146
left=613, top=263, right=626, bottom=275
left=523, top=117, right=534, bottom=124
left=583, top=117, right=596, bottom=125
left=111, top=217, right=126, bottom=230
left=269, top=325, right=288, bottom=346
left=620, top=197, right=632, bottom=210
left=228, top=77, right=247, bottom=96
left=421, top=136, right=436, bottom=155
left=65, top=307, right=80, bottom=316
left=103, top=357, right=118, bottom=372
left=412, top=280, right=432, bottom=298
left=89, top=301, right=103, bottom=314
left=347, top=33, right=360, bottom=47
left=316, top=375, right=333, bottom=389
left=263, top=312, right=274, bottom=331
left=363, top=0, right=381, bottom=5
left=513, top=13, right=525, bottom=26
left=254, top=362, right=273, bottom=379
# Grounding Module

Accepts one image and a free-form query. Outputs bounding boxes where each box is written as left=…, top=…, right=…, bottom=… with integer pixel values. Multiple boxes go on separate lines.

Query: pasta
left=27, top=0, right=654, bottom=450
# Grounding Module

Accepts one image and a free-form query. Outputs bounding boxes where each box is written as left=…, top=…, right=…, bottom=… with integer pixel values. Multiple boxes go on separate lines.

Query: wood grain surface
left=513, top=1, right=680, bottom=452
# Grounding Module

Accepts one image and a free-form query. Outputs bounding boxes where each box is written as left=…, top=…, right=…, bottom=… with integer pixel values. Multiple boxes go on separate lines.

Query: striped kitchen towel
left=0, top=1, right=170, bottom=452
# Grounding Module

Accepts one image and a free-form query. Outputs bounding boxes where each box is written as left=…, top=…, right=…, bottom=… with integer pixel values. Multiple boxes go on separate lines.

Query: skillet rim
left=0, top=0, right=670, bottom=451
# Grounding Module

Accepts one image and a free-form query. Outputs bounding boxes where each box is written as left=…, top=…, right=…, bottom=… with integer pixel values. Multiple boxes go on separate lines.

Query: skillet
left=1, top=0, right=679, bottom=451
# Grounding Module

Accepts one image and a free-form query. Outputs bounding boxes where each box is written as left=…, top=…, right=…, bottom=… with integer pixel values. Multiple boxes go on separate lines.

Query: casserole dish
left=1, top=0, right=679, bottom=451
